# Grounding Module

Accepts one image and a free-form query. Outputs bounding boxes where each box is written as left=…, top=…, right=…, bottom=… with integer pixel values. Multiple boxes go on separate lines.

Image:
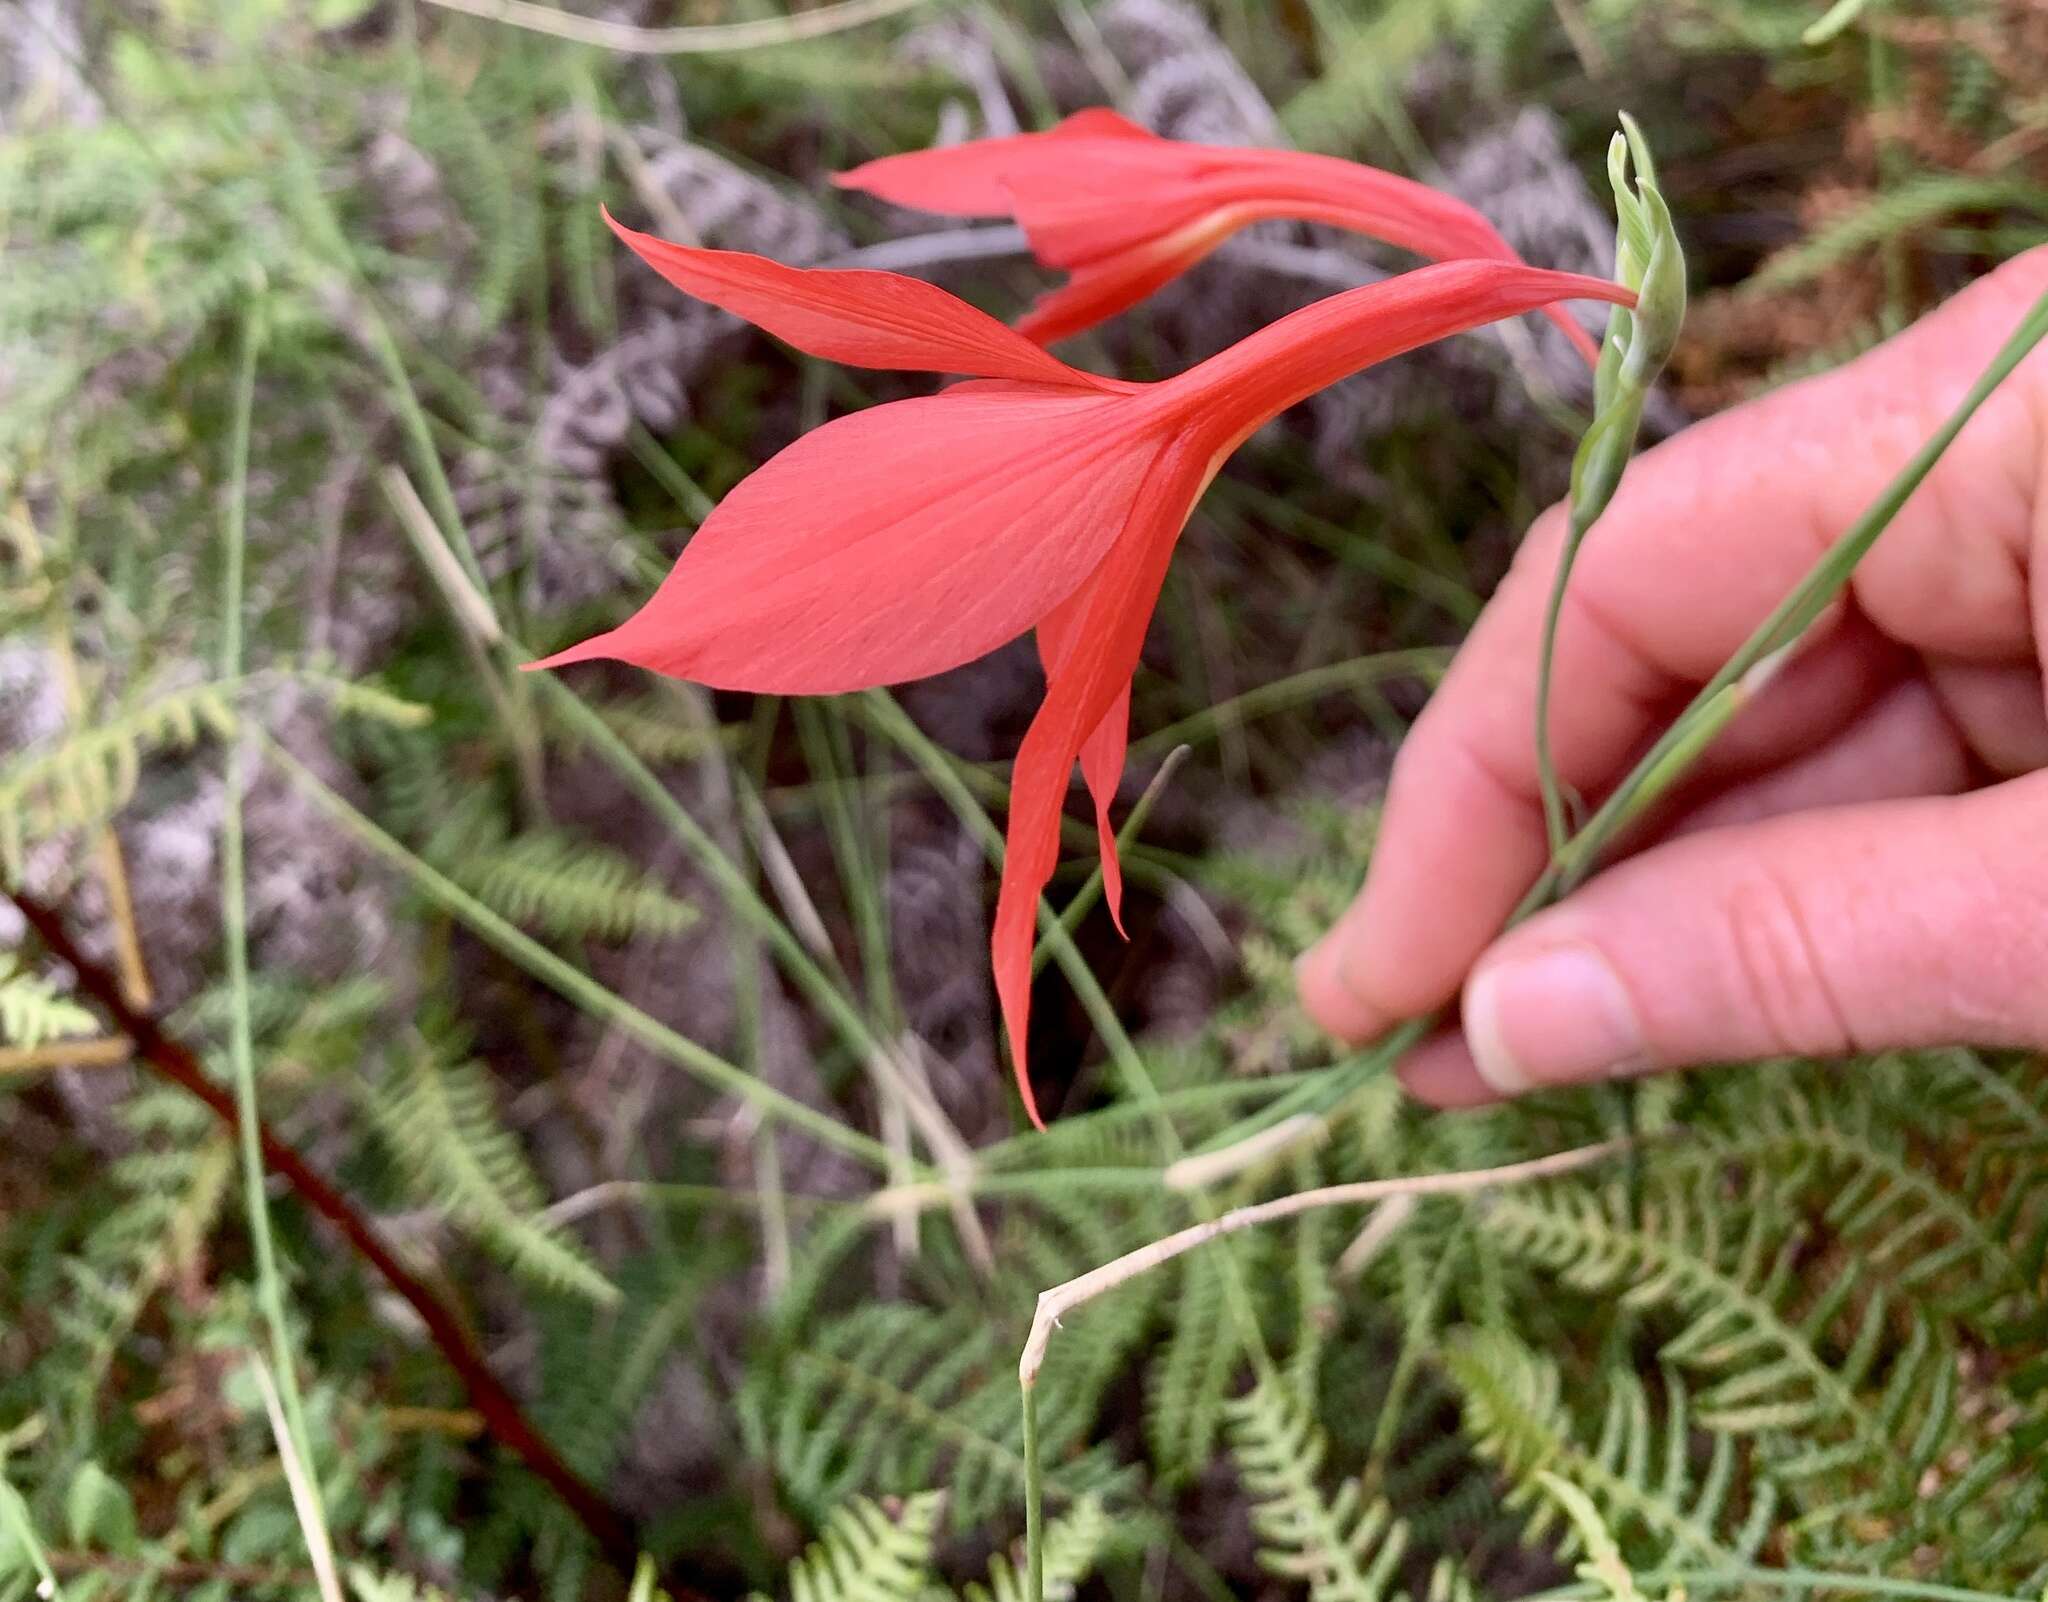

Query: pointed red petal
left=995, top=438, right=1214, bottom=1127
left=1036, top=598, right=1134, bottom=936
left=1014, top=233, right=1218, bottom=347
left=529, top=387, right=1172, bottom=695
left=1078, top=691, right=1132, bottom=938
left=999, top=157, right=1605, bottom=364
left=1162, top=259, right=1633, bottom=435
left=602, top=208, right=1105, bottom=389
left=832, top=108, right=1156, bottom=216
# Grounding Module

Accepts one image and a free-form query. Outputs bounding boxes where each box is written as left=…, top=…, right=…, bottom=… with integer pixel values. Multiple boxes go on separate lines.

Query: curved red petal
left=1078, top=691, right=1131, bottom=938
left=832, top=108, right=1156, bottom=216
left=1164, top=259, right=1633, bottom=434
left=603, top=208, right=1105, bottom=389
left=1013, top=233, right=1215, bottom=347
left=1036, top=600, right=1134, bottom=936
left=995, top=436, right=1216, bottom=1127
left=1001, top=157, right=1605, bottom=363
left=837, top=112, right=1603, bottom=361
left=528, top=386, right=1176, bottom=696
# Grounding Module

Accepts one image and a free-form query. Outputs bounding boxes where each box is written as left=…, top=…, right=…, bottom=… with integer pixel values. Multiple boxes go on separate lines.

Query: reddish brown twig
left=9, top=887, right=716, bottom=1602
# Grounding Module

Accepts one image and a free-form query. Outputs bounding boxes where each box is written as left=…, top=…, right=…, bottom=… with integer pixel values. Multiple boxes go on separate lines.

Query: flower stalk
left=1189, top=267, right=2048, bottom=1187
left=1535, top=114, right=1687, bottom=856
left=1524, top=277, right=2048, bottom=910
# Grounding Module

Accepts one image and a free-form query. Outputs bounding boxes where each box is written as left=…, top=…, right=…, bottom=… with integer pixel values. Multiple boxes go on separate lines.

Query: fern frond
left=1613, top=1071, right=2037, bottom=1362
left=1146, top=1246, right=1241, bottom=1485
left=961, top=1497, right=1114, bottom=1602
left=365, top=1045, right=620, bottom=1306
left=752, top=1303, right=1132, bottom=1530
left=547, top=693, right=738, bottom=767
left=992, top=1189, right=1169, bottom=1460
left=0, top=966, right=98, bottom=1048
left=404, top=74, right=535, bottom=329
left=462, top=831, right=697, bottom=942
left=1480, top=1150, right=1990, bottom=1550
left=0, top=681, right=237, bottom=871
left=1535, top=1474, right=1650, bottom=1602
left=1750, top=173, right=2048, bottom=292
left=1442, top=1329, right=1768, bottom=1565
left=44, top=1089, right=235, bottom=1412
left=755, top=1492, right=944, bottom=1602
left=1225, top=1375, right=1411, bottom=1602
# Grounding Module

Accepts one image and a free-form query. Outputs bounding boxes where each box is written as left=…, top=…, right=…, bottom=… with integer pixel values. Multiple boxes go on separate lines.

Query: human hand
left=1296, top=248, right=2048, bottom=1105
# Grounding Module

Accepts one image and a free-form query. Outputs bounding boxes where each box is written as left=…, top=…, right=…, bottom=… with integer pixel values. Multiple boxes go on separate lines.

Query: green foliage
left=757, top=1492, right=944, bottom=1602
left=747, top=1303, right=1136, bottom=1532
left=0, top=683, right=238, bottom=874
left=1225, top=1377, right=1413, bottom=1602
left=1749, top=173, right=2048, bottom=293
left=10, top=2, right=2048, bottom=1600
left=1443, top=1331, right=1774, bottom=1565
left=365, top=1038, right=621, bottom=1306
left=715, top=1488, right=1112, bottom=1602
left=462, top=830, right=699, bottom=943
left=0, top=963, right=96, bottom=1048
left=1145, top=1246, right=1241, bottom=1484
left=960, top=1497, right=1114, bottom=1602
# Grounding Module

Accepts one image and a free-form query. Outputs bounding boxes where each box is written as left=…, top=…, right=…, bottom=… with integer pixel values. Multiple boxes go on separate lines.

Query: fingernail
left=1295, top=939, right=1386, bottom=1041
left=1463, top=943, right=1645, bottom=1095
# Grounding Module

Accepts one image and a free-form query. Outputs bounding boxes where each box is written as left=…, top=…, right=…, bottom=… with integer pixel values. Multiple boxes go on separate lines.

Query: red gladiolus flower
left=530, top=210, right=1632, bottom=1128
left=835, top=109, right=1602, bottom=363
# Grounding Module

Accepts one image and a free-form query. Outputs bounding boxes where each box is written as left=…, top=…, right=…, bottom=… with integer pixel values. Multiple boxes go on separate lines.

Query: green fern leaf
left=960, top=1497, right=1114, bottom=1602
left=752, top=1303, right=1131, bottom=1530
left=462, top=831, right=698, bottom=942
left=0, top=966, right=98, bottom=1049
left=365, top=1045, right=620, bottom=1306
left=1442, top=1328, right=1768, bottom=1565
left=1225, top=1374, right=1411, bottom=1602
left=1146, top=1247, right=1241, bottom=1485
left=0, top=681, right=237, bottom=871
left=754, top=1492, right=944, bottom=1602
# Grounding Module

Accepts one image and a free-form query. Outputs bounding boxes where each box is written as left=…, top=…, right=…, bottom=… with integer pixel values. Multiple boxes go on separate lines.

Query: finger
left=1928, top=658, right=2048, bottom=777
left=1399, top=770, right=2048, bottom=1103
left=1401, top=680, right=1976, bottom=1110
left=1646, top=675, right=1971, bottom=843
left=1299, top=247, right=2048, bottom=1041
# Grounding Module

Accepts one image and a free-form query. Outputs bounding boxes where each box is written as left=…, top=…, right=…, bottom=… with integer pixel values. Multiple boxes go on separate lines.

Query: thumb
left=1402, top=771, right=2048, bottom=1104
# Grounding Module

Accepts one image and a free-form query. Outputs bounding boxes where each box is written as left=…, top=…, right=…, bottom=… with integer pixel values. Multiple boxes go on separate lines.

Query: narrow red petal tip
left=522, top=634, right=619, bottom=673
left=1014, top=1064, right=1047, bottom=1132
left=1103, top=866, right=1128, bottom=939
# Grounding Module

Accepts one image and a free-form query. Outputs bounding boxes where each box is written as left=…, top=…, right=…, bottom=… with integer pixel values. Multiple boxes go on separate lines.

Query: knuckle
left=1722, top=869, right=1857, bottom=1058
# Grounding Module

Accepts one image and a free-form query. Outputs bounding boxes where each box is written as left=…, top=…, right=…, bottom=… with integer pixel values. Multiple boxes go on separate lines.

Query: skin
left=1295, top=247, right=2048, bottom=1106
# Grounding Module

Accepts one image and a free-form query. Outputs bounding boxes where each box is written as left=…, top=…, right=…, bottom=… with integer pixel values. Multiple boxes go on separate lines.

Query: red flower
left=835, top=109, right=1601, bottom=362
left=531, top=210, right=1631, bottom=1127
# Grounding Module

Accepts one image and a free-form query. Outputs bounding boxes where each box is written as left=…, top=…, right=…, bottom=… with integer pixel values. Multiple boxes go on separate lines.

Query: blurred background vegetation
left=5, top=0, right=2048, bottom=1598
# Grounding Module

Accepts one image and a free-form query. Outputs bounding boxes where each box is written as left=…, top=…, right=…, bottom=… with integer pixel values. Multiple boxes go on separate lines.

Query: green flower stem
left=216, top=301, right=336, bottom=1562
left=1021, top=1382, right=1046, bottom=1602
left=1525, top=279, right=2048, bottom=914
left=1191, top=206, right=2048, bottom=1183
left=1536, top=114, right=1686, bottom=855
